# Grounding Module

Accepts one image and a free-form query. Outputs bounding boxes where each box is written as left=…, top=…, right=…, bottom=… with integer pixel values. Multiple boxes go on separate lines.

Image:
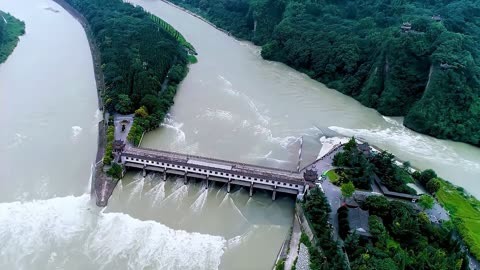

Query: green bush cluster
left=168, top=0, right=480, bottom=146
left=103, top=125, right=115, bottom=165
left=333, top=138, right=416, bottom=194
left=0, top=11, right=25, bottom=64
left=350, top=195, right=469, bottom=269
left=332, top=138, right=373, bottom=190
left=437, top=180, right=480, bottom=260
left=64, top=0, right=190, bottom=131
left=274, top=259, right=285, bottom=270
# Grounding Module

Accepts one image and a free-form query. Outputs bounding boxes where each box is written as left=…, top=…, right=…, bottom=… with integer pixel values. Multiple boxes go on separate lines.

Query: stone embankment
left=53, top=0, right=117, bottom=206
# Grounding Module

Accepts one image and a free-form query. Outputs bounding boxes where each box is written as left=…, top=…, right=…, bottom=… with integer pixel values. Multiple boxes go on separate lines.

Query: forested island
left=0, top=11, right=25, bottom=64
left=62, top=0, right=193, bottom=151
left=167, top=0, right=480, bottom=146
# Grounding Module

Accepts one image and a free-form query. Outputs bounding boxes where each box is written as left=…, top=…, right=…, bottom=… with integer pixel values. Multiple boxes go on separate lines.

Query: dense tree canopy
left=0, top=11, right=25, bottom=64
left=169, top=0, right=480, bottom=146
left=356, top=196, right=469, bottom=270
left=64, top=0, right=190, bottom=142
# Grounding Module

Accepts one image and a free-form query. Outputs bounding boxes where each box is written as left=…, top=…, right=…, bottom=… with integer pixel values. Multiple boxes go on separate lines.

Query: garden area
left=302, top=188, right=348, bottom=269
left=436, top=180, right=480, bottom=260
left=343, top=195, right=469, bottom=269
left=332, top=138, right=417, bottom=194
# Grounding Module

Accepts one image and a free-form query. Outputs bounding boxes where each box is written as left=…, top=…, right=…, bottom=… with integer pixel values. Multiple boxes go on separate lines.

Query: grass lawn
left=437, top=180, right=480, bottom=260
left=326, top=169, right=339, bottom=184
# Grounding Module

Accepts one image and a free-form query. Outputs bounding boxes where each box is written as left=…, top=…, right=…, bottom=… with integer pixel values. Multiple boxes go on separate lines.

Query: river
left=1, top=0, right=479, bottom=269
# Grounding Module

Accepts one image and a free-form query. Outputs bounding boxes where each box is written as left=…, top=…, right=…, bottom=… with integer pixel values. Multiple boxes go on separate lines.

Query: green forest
left=63, top=0, right=191, bottom=144
left=346, top=195, right=468, bottom=270
left=0, top=11, right=25, bottom=64
left=168, top=0, right=480, bottom=146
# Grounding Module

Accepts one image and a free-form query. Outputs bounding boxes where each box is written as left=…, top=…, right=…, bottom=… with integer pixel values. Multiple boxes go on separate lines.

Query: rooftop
left=348, top=207, right=371, bottom=237
left=122, top=147, right=305, bottom=184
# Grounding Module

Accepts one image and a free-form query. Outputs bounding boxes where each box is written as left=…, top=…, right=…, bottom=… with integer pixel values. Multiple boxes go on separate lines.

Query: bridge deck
left=122, top=147, right=304, bottom=184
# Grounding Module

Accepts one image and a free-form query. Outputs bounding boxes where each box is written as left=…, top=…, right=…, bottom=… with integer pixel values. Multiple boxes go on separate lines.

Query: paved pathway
left=114, top=114, right=134, bottom=144
left=285, top=216, right=301, bottom=270
left=321, top=180, right=342, bottom=241
left=295, top=243, right=311, bottom=270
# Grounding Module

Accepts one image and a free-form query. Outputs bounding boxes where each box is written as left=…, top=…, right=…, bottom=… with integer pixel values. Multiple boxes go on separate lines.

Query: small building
left=113, top=140, right=126, bottom=153
left=432, top=15, right=442, bottom=22
left=347, top=207, right=371, bottom=238
left=401, top=22, right=412, bottom=33
left=345, top=197, right=359, bottom=208
left=357, top=142, right=372, bottom=158
left=303, top=166, right=319, bottom=183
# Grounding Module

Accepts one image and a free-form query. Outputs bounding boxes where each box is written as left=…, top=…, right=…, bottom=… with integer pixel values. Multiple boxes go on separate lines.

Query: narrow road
left=285, top=216, right=301, bottom=270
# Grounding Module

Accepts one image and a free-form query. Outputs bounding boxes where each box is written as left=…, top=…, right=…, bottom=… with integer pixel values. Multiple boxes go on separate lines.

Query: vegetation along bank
left=62, top=0, right=194, bottom=149
left=166, top=0, right=480, bottom=146
left=0, top=10, right=25, bottom=64
left=330, top=138, right=480, bottom=264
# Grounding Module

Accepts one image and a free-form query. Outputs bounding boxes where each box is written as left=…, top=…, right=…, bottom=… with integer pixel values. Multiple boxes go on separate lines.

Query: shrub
left=419, top=169, right=437, bottom=186
left=426, top=178, right=441, bottom=194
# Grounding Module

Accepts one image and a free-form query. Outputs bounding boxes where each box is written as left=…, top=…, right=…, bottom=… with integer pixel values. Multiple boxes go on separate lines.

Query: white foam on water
left=253, top=124, right=297, bottom=149
left=7, top=133, right=28, bottom=149
left=204, top=108, right=234, bottom=122
left=229, top=197, right=249, bottom=223
left=127, top=177, right=145, bottom=203
left=160, top=184, right=189, bottom=208
left=161, top=116, right=186, bottom=144
left=248, top=150, right=291, bottom=165
left=217, top=75, right=240, bottom=96
left=317, top=136, right=350, bottom=159
left=87, top=212, right=226, bottom=270
left=219, top=194, right=230, bottom=208
left=71, top=126, right=82, bottom=138
left=217, top=75, right=271, bottom=125
left=146, top=182, right=166, bottom=206
left=225, top=225, right=258, bottom=250
left=190, top=190, right=208, bottom=213
left=241, top=119, right=251, bottom=128
left=329, top=123, right=480, bottom=171
left=0, top=195, right=226, bottom=269
left=247, top=99, right=270, bottom=126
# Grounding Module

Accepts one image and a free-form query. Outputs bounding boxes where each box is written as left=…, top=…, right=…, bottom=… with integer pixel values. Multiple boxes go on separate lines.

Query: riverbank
left=0, top=11, right=25, bottom=64
left=52, top=0, right=112, bottom=206
left=158, top=0, right=237, bottom=40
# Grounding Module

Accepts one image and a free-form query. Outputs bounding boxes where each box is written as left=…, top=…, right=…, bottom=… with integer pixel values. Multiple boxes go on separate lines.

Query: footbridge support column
left=184, top=172, right=188, bottom=185
left=249, top=182, right=254, bottom=197
left=163, top=168, right=167, bottom=181
left=272, top=185, right=277, bottom=201
left=142, top=164, right=147, bottom=177
left=227, top=178, right=231, bottom=193
left=205, top=176, right=209, bottom=189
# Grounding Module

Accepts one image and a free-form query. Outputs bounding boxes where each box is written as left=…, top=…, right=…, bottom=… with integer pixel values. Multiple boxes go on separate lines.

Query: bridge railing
left=129, top=146, right=300, bottom=174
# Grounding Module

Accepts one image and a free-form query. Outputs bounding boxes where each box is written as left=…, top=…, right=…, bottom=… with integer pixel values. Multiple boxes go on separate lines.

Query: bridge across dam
left=120, top=147, right=308, bottom=200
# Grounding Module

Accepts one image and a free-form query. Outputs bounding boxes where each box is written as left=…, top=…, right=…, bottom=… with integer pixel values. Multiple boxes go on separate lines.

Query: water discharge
left=0, top=195, right=226, bottom=270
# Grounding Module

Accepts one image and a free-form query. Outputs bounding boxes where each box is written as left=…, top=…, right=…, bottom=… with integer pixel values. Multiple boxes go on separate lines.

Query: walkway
left=114, top=114, right=134, bottom=144
left=285, top=216, right=301, bottom=270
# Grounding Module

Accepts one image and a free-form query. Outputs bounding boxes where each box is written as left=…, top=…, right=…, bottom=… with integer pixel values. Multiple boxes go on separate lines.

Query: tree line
left=168, top=0, right=480, bottom=147
left=64, top=0, right=191, bottom=144
left=0, top=11, right=25, bottom=64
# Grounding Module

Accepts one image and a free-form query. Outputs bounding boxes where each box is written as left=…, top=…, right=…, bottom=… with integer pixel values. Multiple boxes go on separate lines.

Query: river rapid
left=1, top=0, right=479, bottom=269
